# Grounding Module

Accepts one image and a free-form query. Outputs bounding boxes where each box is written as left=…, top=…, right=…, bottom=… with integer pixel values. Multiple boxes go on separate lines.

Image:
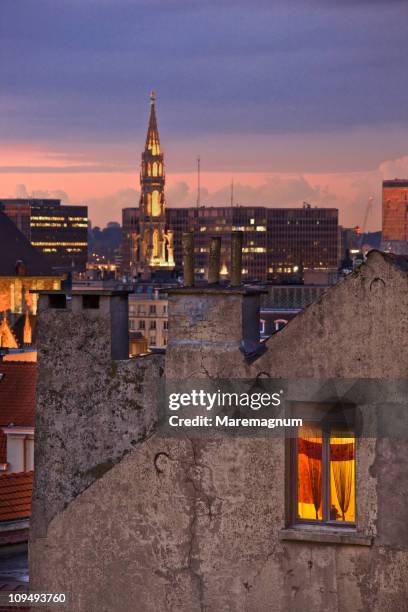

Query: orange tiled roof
left=0, top=472, right=33, bottom=522
left=0, top=362, right=36, bottom=427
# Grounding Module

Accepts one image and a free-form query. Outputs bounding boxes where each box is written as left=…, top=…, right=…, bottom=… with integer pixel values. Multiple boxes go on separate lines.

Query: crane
left=359, top=196, right=374, bottom=249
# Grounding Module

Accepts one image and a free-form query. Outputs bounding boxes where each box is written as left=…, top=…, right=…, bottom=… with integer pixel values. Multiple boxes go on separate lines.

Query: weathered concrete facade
left=30, top=252, right=408, bottom=611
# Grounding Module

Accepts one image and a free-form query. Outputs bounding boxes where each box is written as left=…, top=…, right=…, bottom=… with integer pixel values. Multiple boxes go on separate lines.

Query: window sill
left=279, top=527, right=372, bottom=546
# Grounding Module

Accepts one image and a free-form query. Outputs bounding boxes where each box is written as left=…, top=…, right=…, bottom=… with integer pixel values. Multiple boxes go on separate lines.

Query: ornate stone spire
left=130, top=92, right=174, bottom=278
left=145, top=91, right=160, bottom=154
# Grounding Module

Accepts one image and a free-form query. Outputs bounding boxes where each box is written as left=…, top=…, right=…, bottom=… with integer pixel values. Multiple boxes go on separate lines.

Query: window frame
left=290, top=423, right=356, bottom=528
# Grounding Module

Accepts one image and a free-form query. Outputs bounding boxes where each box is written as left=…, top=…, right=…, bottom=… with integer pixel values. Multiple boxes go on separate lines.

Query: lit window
left=152, top=191, right=160, bottom=216
left=294, top=424, right=355, bottom=524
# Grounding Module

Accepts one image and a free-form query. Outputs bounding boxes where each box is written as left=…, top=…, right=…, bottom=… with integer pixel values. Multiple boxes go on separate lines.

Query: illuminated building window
left=152, top=228, right=160, bottom=257
left=146, top=193, right=152, bottom=215
left=32, top=242, right=87, bottom=247
left=293, top=423, right=355, bottom=524
left=152, top=191, right=160, bottom=217
left=242, top=247, right=266, bottom=253
left=250, top=218, right=255, bottom=225
left=152, top=162, right=158, bottom=177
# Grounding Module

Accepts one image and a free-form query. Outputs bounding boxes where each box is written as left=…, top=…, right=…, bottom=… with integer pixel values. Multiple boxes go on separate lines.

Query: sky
left=1, top=0, right=408, bottom=229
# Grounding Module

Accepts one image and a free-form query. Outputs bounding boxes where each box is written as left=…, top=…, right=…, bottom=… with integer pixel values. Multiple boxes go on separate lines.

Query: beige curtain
left=330, top=432, right=354, bottom=521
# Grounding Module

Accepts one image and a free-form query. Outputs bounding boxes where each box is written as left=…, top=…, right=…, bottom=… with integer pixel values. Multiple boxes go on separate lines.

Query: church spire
left=131, top=91, right=174, bottom=278
left=145, top=91, right=160, bottom=155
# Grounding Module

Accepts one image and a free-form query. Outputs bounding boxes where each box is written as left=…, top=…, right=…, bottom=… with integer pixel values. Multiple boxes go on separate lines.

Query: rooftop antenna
left=196, top=156, right=201, bottom=208
left=230, top=178, right=234, bottom=207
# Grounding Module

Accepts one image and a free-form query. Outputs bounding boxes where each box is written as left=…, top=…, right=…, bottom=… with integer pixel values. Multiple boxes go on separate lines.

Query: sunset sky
left=1, top=0, right=408, bottom=229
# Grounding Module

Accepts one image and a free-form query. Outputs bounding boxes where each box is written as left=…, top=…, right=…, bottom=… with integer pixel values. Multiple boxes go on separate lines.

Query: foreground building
left=0, top=362, right=35, bottom=550
left=30, top=248, right=408, bottom=611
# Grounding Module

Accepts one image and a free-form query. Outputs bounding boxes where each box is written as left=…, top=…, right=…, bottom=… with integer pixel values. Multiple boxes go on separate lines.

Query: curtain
left=298, top=426, right=322, bottom=520
left=330, top=433, right=355, bottom=521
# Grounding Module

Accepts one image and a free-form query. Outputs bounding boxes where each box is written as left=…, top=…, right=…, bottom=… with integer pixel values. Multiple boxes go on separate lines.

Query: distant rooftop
left=0, top=198, right=61, bottom=206
left=0, top=471, right=33, bottom=522
left=0, top=211, right=57, bottom=277
left=383, top=179, right=408, bottom=188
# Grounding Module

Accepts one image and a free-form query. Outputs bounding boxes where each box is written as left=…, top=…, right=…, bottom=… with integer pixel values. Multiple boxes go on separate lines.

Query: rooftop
left=0, top=472, right=33, bottom=522
left=383, top=179, right=408, bottom=188
left=0, top=362, right=37, bottom=427
left=0, top=210, right=56, bottom=277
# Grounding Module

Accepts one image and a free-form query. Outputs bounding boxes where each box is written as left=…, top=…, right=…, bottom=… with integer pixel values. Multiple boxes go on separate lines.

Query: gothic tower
left=132, top=91, right=174, bottom=278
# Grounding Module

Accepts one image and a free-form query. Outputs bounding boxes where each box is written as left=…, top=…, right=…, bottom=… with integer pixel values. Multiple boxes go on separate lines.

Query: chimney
left=165, top=233, right=266, bottom=377
left=182, top=232, right=194, bottom=287
left=37, top=289, right=130, bottom=361
left=230, top=231, right=243, bottom=287
left=208, top=237, right=221, bottom=284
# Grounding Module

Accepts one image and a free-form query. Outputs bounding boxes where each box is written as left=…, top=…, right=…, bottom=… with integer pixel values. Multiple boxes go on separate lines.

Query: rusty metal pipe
left=182, top=232, right=194, bottom=287
left=208, top=237, right=221, bottom=284
left=230, top=231, right=243, bottom=286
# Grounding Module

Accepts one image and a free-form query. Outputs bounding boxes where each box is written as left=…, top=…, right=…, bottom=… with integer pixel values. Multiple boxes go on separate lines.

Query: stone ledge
left=279, top=527, right=373, bottom=546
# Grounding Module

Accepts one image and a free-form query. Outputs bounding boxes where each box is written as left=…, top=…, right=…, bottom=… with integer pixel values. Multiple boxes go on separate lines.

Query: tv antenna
left=196, top=156, right=201, bottom=208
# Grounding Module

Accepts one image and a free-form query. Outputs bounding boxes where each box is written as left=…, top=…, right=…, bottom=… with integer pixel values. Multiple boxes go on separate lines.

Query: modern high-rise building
left=123, top=204, right=339, bottom=281
left=382, top=179, right=408, bottom=253
left=0, top=199, right=88, bottom=271
left=126, top=92, right=174, bottom=279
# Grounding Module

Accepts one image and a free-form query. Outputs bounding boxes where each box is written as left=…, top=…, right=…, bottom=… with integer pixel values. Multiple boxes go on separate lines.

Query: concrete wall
left=30, top=253, right=408, bottom=611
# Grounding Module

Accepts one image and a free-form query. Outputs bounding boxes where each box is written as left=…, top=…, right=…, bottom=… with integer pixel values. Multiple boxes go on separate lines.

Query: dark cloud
left=0, top=0, right=407, bottom=146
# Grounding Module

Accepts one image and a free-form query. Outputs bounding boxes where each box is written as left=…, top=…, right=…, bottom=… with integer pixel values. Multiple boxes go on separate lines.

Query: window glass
left=296, top=424, right=355, bottom=524
left=330, top=430, right=355, bottom=522
left=297, top=425, right=322, bottom=520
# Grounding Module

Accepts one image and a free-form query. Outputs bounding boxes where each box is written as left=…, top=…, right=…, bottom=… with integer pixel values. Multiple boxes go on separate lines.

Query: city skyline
left=1, top=0, right=408, bottom=228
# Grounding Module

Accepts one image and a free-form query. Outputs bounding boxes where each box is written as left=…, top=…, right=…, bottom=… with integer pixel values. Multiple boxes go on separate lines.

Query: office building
left=382, top=179, right=408, bottom=254
left=123, top=203, right=339, bottom=281
left=0, top=198, right=88, bottom=271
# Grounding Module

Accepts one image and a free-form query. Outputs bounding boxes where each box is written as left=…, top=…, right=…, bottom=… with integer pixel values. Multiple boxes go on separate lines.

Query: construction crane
left=358, top=196, right=374, bottom=249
